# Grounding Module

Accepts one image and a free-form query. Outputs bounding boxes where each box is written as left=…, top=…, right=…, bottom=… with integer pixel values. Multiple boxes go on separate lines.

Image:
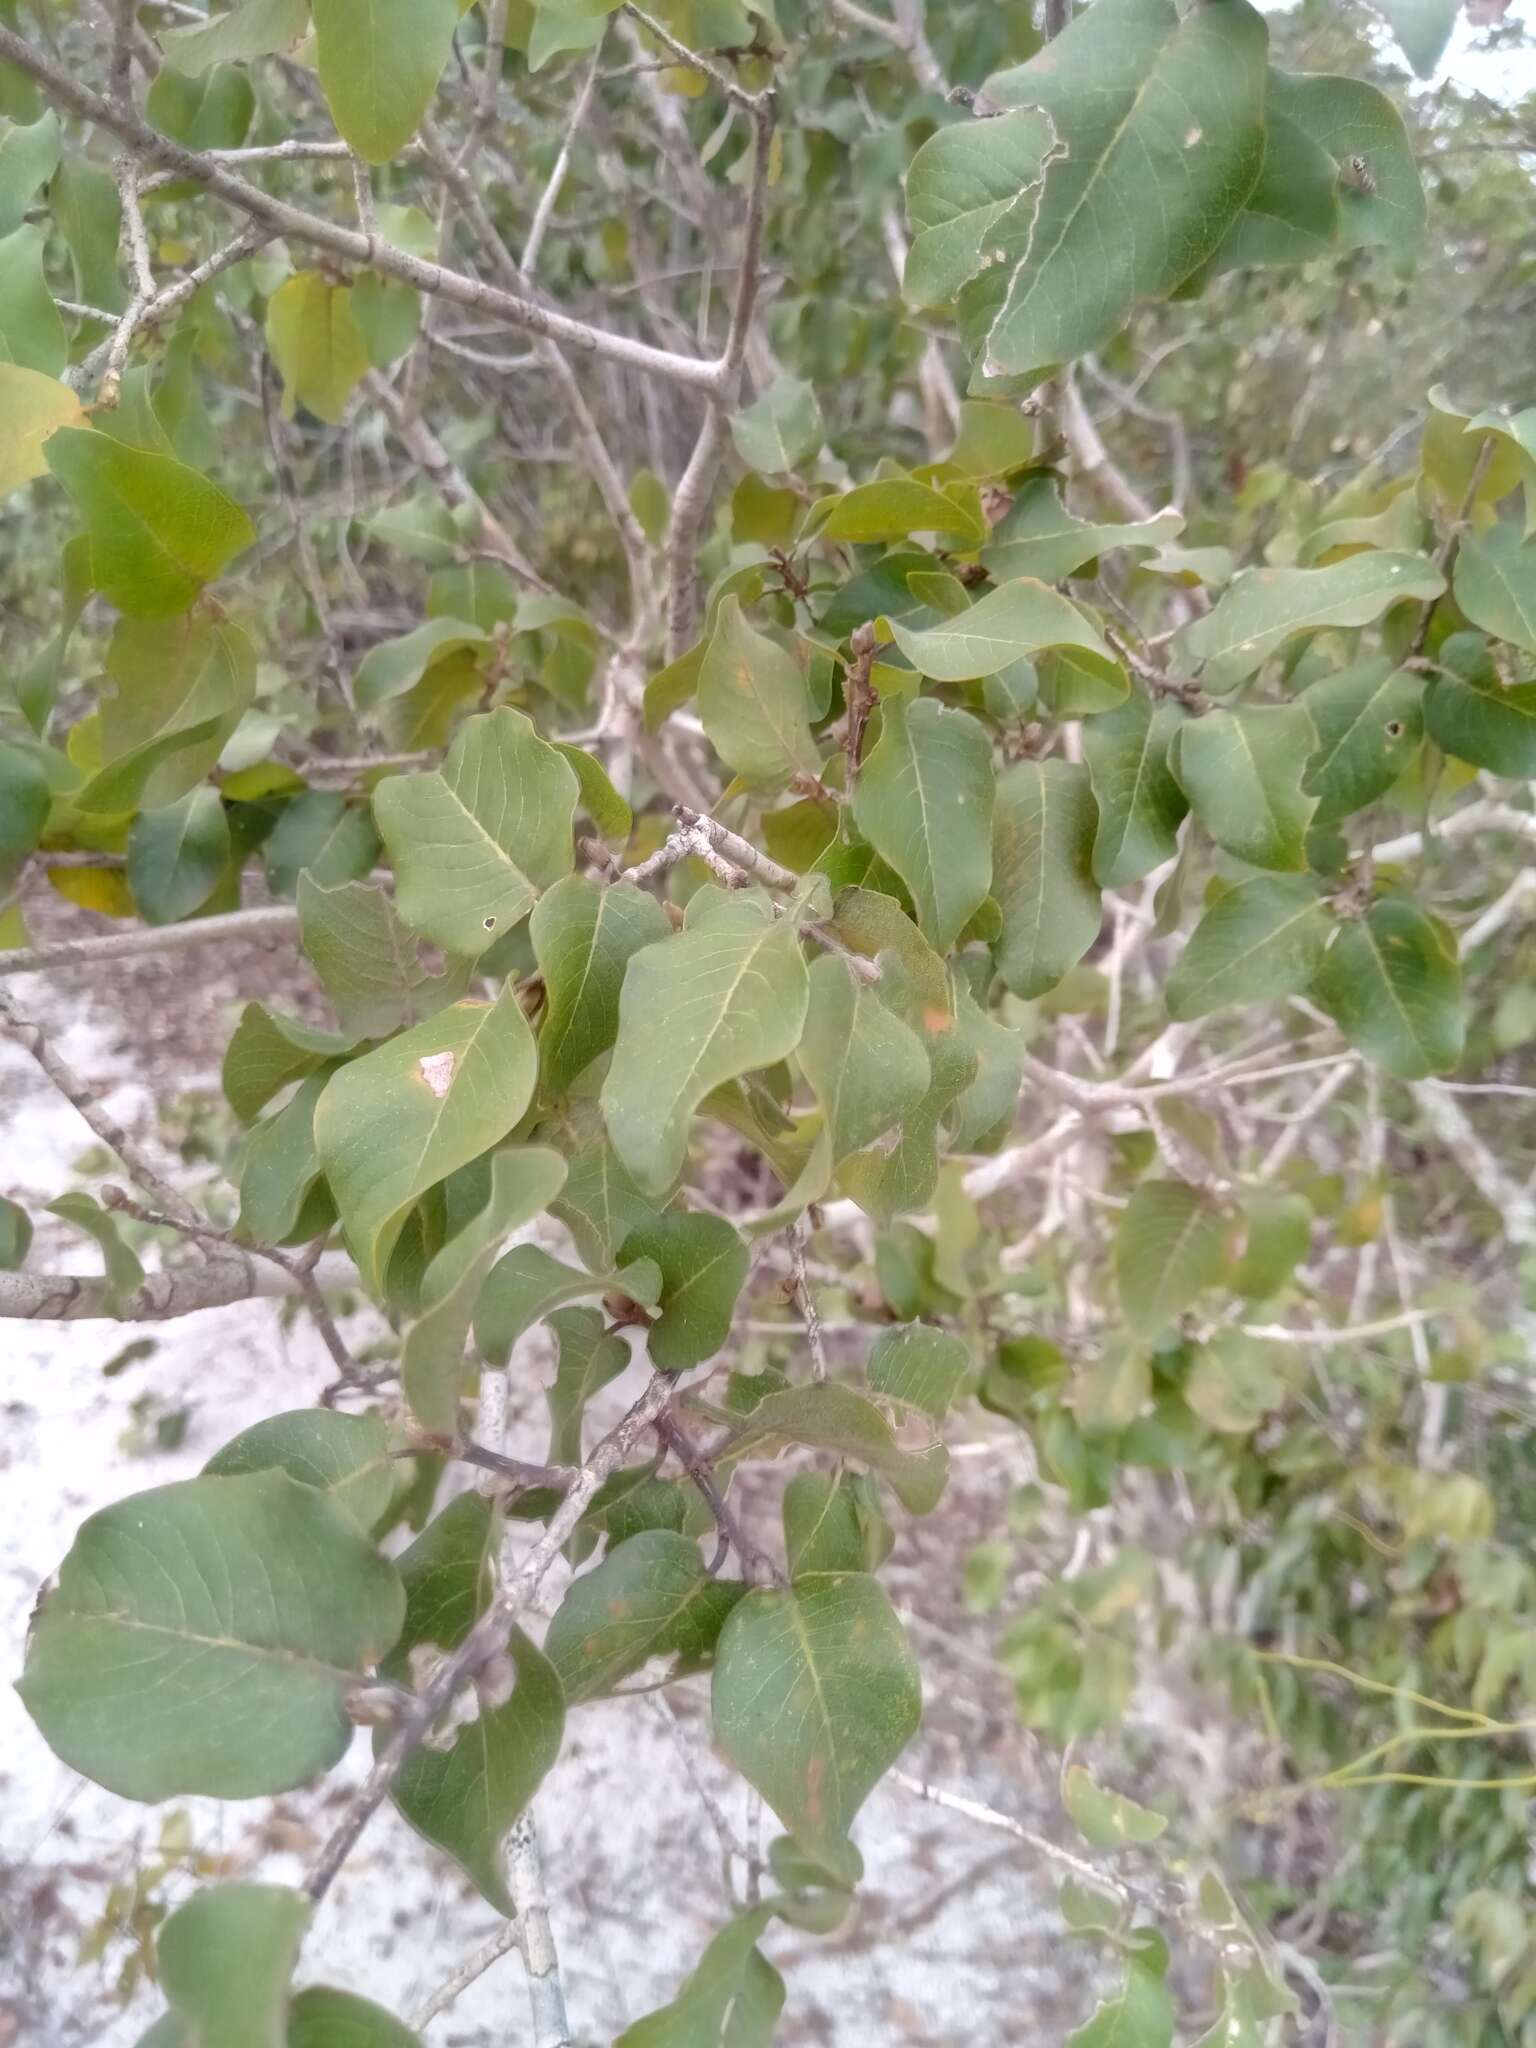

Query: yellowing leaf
left=0, top=362, right=81, bottom=495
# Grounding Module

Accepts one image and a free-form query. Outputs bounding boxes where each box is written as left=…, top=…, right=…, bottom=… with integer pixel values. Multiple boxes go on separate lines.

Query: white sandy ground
left=0, top=976, right=1088, bottom=2048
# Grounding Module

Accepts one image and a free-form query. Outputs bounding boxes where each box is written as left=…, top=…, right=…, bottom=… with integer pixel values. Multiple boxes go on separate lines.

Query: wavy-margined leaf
left=162, top=0, right=309, bottom=72
left=546, top=1530, right=745, bottom=1703
left=730, top=373, right=823, bottom=474
left=314, top=987, right=538, bottom=1297
left=311, top=0, right=458, bottom=162
left=265, top=272, right=369, bottom=424
left=698, top=595, right=823, bottom=789
left=155, top=1884, right=309, bottom=2048
left=1173, top=553, right=1443, bottom=693
left=716, top=1382, right=948, bottom=1516
left=1313, top=899, right=1465, bottom=1078
left=352, top=616, right=489, bottom=714
left=1167, top=875, right=1332, bottom=1020
left=531, top=874, right=672, bottom=1099
left=1115, top=1180, right=1232, bottom=1337
left=45, top=425, right=254, bottom=615
left=205, top=1409, right=396, bottom=1530
left=885, top=578, right=1120, bottom=688
left=378, top=1494, right=564, bottom=1915
left=712, top=1573, right=921, bottom=1867
left=982, top=476, right=1182, bottom=584
left=903, top=106, right=1060, bottom=309
left=1082, top=690, right=1189, bottom=888
left=601, top=891, right=811, bottom=1197
left=298, top=875, right=467, bottom=1038
left=867, top=1324, right=969, bottom=1422
left=1453, top=521, right=1536, bottom=656
left=0, top=222, right=66, bottom=375
left=126, top=786, right=229, bottom=925
left=401, top=1146, right=568, bottom=1434
left=76, top=613, right=254, bottom=815
left=851, top=697, right=994, bottom=951
left=978, top=0, right=1267, bottom=378
left=1068, top=1941, right=1175, bottom=2048
left=616, top=1906, right=783, bottom=2048
left=992, top=757, right=1102, bottom=999
left=1175, top=704, right=1317, bottom=871
left=0, top=360, right=81, bottom=494
left=618, top=1211, right=749, bottom=1372
left=474, top=1242, right=660, bottom=1367
left=1302, top=659, right=1424, bottom=822
left=759, top=951, right=931, bottom=1224
left=374, top=708, right=578, bottom=958
left=223, top=1003, right=357, bottom=1122
left=809, top=477, right=985, bottom=547
left=1064, top=1764, right=1169, bottom=1849
left=1423, top=637, right=1536, bottom=776
left=19, top=1471, right=404, bottom=1799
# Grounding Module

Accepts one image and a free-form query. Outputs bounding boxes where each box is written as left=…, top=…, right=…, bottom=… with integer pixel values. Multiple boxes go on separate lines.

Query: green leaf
left=19, top=1471, right=404, bottom=1799
left=730, top=373, right=823, bottom=474
left=474, top=1242, right=660, bottom=1367
left=352, top=617, right=489, bottom=714
left=545, top=1306, right=628, bottom=1466
left=602, top=891, right=811, bottom=1197
left=313, top=987, right=539, bottom=1297
left=1423, top=644, right=1536, bottom=777
left=867, top=1324, right=968, bottom=1422
left=0, top=1192, right=33, bottom=1270
left=546, top=1529, right=745, bottom=1703
left=157, top=1884, right=308, bottom=2048
left=287, top=1987, right=422, bottom=2048
left=223, top=1003, right=357, bottom=1122
left=615, top=1907, right=784, bottom=2048
left=1233, top=1191, right=1312, bottom=1303
left=311, top=0, right=458, bottom=162
left=1199, top=78, right=1340, bottom=275
left=1371, top=0, right=1459, bottom=76
left=1115, top=1180, right=1231, bottom=1337
left=1064, top=1764, right=1168, bottom=1849
left=381, top=1494, right=564, bottom=1914
left=162, top=0, right=310, bottom=73
left=0, top=740, right=49, bottom=866
left=698, top=595, right=823, bottom=788
left=237, top=1070, right=331, bottom=1247
left=1302, top=659, right=1424, bottom=822
left=1452, top=521, right=1536, bottom=656
left=903, top=106, right=1060, bottom=310
left=0, top=110, right=60, bottom=236
left=619, top=1211, right=749, bottom=1372
left=980, top=0, right=1268, bottom=378
left=48, top=1190, right=145, bottom=1308
left=401, top=1146, right=568, bottom=1434
left=885, top=577, right=1120, bottom=686
left=761, top=951, right=931, bottom=1223
left=1186, top=1332, right=1288, bottom=1434
left=205, top=1409, right=396, bottom=1531
left=1067, top=1949, right=1175, bottom=2048
left=1166, top=875, right=1331, bottom=1020
left=992, top=757, right=1102, bottom=999
left=1312, top=899, right=1465, bottom=1078
left=554, top=741, right=632, bottom=841
left=127, top=786, right=230, bottom=925
left=265, top=791, right=380, bottom=899
left=810, top=477, right=984, bottom=548
left=531, top=873, right=673, bottom=1098
left=982, top=475, right=1182, bottom=584
left=1073, top=1340, right=1151, bottom=1434
left=1268, top=72, right=1425, bottom=261
left=1175, top=704, right=1317, bottom=871
left=1083, top=691, right=1189, bottom=888
left=1172, top=553, right=1443, bottom=694
left=0, top=222, right=65, bottom=374
left=78, top=612, right=254, bottom=814
left=783, top=1472, right=891, bottom=1579
left=374, top=709, right=578, bottom=958
left=717, top=1382, right=947, bottom=1516
left=49, top=154, right=125, bottom=312
left=0, top=361, right=81, bottom=494
left=851, top=697, right=994, bottom=952
left=45, top=427, right=254, bottom=616
left=549, top=1115, right=657, bottom=1270
left=712, top=1573, right=921, bottom=1867
left=146, top=60, right=254, bottom=151
left=298, top=875, right=467, bottom=1038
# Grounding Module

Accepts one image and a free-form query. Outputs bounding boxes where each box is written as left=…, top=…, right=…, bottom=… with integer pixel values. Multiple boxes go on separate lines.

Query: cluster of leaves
left=3, top=0, right=1536, bottom=2042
